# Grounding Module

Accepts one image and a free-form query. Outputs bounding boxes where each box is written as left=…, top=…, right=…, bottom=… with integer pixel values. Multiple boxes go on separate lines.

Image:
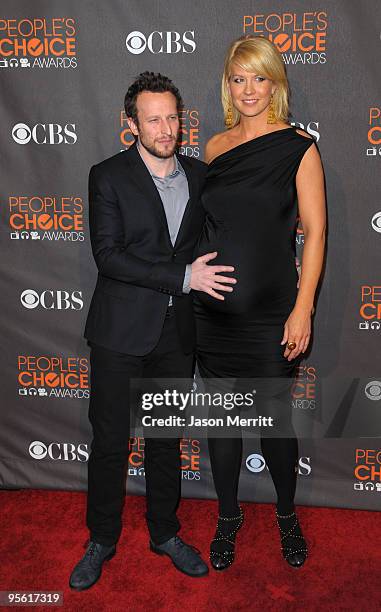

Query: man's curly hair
left=124, top=71, right=183, bottom=125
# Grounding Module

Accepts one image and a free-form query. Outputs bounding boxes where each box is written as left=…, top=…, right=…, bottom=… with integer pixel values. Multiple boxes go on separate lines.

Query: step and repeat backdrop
left=1, top=1, right=380, bottom=510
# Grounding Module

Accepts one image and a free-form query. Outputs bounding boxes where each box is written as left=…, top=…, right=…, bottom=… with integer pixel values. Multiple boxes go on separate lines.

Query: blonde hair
left=221, top=36, right=290, bottom=128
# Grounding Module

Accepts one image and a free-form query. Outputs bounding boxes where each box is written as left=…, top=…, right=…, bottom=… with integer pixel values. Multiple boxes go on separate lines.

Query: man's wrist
left=182, top=264, right=192, bottom=294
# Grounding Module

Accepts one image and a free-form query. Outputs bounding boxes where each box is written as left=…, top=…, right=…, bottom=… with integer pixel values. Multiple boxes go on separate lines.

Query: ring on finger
left=287, top=341, right=297, bottom=350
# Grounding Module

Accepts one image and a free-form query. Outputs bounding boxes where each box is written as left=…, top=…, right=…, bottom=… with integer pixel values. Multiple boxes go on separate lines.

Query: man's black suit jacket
left=84, top=142, right=207, bottom=356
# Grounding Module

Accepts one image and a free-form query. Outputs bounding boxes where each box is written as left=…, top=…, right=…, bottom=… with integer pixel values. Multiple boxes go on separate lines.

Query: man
left=69, top=72, right=236, bottom=590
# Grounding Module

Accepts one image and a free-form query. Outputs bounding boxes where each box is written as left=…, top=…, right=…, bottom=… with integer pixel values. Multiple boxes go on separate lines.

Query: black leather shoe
left=275, top=510, right=308, bottom=568
left=210, top=506, right=244, bottom=570
left=150, top=536, right=209, bottom=577
left=69, top=540, right=116, bottom=590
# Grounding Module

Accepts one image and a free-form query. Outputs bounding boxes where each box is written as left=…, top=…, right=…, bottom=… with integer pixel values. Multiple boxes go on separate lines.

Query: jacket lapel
left=125, top=143, right=197, bottom=251
left=126, top=143, right=172, bottom=249
left=173, top=154, right=196, bottom=249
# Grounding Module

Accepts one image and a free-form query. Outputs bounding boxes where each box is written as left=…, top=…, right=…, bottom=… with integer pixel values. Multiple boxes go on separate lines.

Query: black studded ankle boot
left=210, top=506, right=244, bottom=570
left=275, top=510, right=308, bottom=568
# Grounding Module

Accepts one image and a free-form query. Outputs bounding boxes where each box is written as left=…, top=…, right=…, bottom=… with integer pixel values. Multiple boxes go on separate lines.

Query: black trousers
left=86, top=310, right=194, bottom=546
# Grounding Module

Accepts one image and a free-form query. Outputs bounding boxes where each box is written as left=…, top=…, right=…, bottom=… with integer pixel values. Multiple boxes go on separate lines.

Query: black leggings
left=208, top=436, right=298, bottom=516
left=198, top=350, right=299, bottom=516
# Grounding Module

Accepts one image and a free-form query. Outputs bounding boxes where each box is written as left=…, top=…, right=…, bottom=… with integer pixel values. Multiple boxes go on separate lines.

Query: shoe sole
left=150, top=544, right=209, bottom=577
left=287, top=560, right=307, bottom=569
left=69, top=550, right=116, bottom=591
left=210, top=561, right=233, bottom=571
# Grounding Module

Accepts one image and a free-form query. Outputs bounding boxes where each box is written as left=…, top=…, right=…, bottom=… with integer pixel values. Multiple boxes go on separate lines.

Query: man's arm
left=89, top=165, right=186, bottom=296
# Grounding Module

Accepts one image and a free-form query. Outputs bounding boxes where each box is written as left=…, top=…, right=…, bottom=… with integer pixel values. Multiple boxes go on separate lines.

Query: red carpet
left=0, top=490, right=379, bottom=611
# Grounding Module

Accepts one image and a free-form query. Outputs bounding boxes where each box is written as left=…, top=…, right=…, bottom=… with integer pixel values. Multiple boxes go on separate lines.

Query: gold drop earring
left=267, top=94, right=276, bottom=124
left=225, top=104, right=233, bottom=129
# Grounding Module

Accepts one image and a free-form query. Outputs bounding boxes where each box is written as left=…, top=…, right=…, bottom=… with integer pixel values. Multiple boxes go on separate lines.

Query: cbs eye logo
left=21, top=289, right=39, bottom=309
left=371, top=212, right=381, bottom=233
left=12, top=123, right=31, bottom=144
left=29, top=441, right=47, bottom=460
left=125, top=31, right=147, bottom=54
left=245, top=453, right=266, bottom=473
left=365, top=381, right=381, bottom=401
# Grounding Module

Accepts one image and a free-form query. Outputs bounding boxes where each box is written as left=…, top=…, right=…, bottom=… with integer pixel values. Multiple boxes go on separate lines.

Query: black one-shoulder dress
left=194, top=126, right=316, bottom=380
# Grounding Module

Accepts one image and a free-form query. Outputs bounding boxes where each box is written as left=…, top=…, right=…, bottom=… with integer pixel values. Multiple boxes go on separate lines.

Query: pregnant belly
left=195, top=233, right=298, bottom=316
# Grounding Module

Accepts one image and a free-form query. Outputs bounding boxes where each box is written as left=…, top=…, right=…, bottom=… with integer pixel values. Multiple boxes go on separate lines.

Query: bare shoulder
left=295, top=127, right=320, bottom=165
left=204, top=131, right=228, bottom=163
left=296, top=130, right=323, bottom=180
left=295, top=127, right=314, bottom=139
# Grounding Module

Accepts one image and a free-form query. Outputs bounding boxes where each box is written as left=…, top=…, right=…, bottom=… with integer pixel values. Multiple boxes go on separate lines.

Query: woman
left=194, top=36, right=326, bottom=570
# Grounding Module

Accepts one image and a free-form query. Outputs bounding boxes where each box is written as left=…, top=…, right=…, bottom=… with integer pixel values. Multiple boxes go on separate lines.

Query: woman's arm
left=295, top=139, right=326, bottom=313
left=282, top=138, right=326, bottom=360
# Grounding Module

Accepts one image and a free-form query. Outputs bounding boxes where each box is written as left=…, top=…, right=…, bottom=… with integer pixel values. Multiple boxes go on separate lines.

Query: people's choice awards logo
left=292, top=364, right=317, bottom=410
left=128, top=437, right=146, bottom=476
left=358, top=285, right=381, bottom=331
left=8, top=194, right=85, bottom=242
left=180, top=438, right=201, bottom=480
left=365, top=381, right=381, bottom=401
left=12, top=122, right=77, bottom=145
left=354, top=448, right=381, bottom=492
left=20, top=289, right=83, bottom=310
left=125, top=30, right=196, bottom=54
left=0, top=18, right=78, bottom=69
left=178, top=109, right=200, bottom=158
left=366, top=107, right=381, bottom=157
left=18, top=355, right=89, bottom=400
left=128, top=437, right=201, bottom=480
left=242, top=11, right=328, bottom=64
left=371, top=212, right=381, bottom=233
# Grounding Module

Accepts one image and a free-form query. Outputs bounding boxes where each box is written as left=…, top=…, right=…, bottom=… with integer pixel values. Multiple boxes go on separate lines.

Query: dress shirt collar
left=136, top=141, right=185, bottom=179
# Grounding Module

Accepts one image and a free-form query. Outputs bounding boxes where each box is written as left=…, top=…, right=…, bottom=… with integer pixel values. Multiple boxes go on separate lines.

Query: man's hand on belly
left=190, top=251, right=236, bottom=301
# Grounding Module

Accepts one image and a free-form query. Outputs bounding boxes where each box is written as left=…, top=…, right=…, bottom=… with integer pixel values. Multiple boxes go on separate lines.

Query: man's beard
left=139, top=133, right=178, bottom=159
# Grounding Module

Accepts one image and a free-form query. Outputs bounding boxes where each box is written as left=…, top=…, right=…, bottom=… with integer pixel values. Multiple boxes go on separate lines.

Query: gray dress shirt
left=137, top=144, right=192, bottom=304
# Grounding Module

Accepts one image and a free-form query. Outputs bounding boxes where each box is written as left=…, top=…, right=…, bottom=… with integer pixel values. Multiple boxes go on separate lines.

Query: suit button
left=173, top=253, right=177, bottom=258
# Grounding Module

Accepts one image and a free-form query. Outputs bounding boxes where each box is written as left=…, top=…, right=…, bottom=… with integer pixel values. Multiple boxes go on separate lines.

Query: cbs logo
left=20, top=289, right=83, bottom=310
left=29, top=441, right=89, bottom=462
left=125, top=30, right=196, bottom=54
left=371, top=212, right=381, bottom=233
left=29, top=441, right=48, bottom=459
left=291, top=121, right=320, bottom=141
left=246, top=453, right=266, bottom=473
left=246, top=453, right=311, bottom=475
left=12, top=122, right=77, bottom=145
left=365, top=381, right=381, bottom=401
